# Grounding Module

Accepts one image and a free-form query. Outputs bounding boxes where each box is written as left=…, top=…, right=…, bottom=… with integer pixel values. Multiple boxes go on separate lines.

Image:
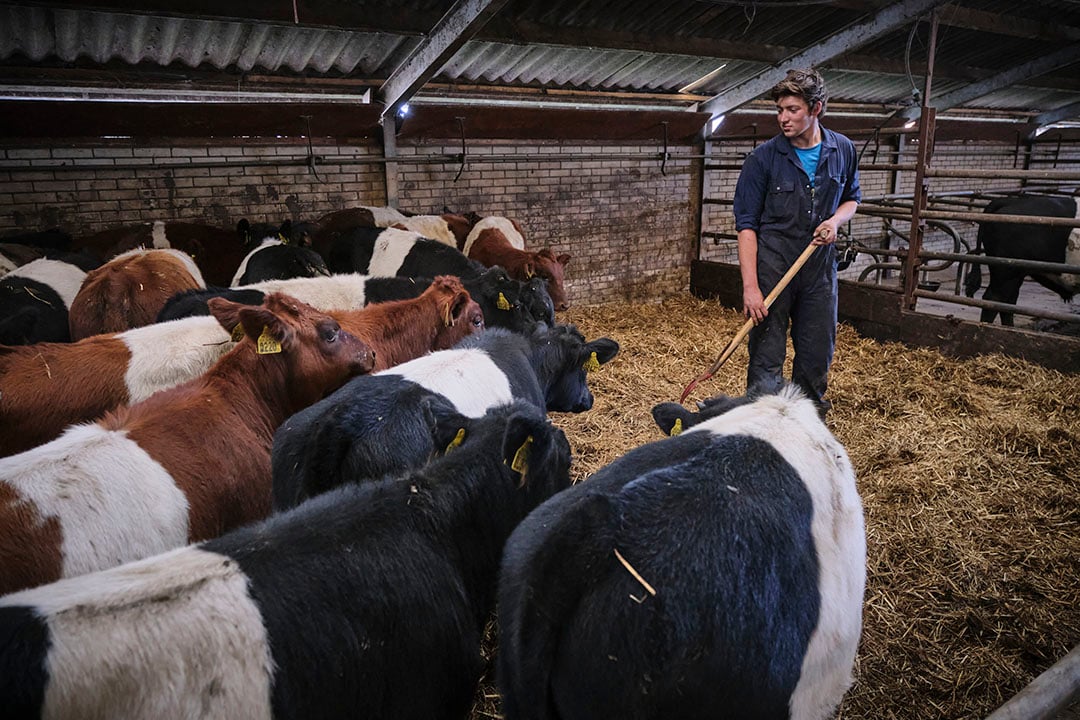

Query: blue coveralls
left=732, top=127, right=861, bottom=408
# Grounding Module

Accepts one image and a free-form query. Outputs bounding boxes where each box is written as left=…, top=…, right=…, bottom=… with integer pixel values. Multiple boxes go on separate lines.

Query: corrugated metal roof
left=1, top=0, right=1079, bottom=120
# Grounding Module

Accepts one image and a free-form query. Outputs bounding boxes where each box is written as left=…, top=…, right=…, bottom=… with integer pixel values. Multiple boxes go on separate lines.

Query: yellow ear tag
left=256, top=326, right=282, bottom=355
left=497, top=292, right=511, bottom=311
left=670, top=418, right=683, bottom=436
left=510, top=435, right=533, bottom=477
left=583, top=351, right=600, bottom=373
left=445, top=428, right=466, bottom=454
left=443, top=302, right=453, bottom=327
left=230, top=323, right=245, bottom=342
left=277, top=233, right=288, bottom=244
left=525, top=267, right=535, bottom=279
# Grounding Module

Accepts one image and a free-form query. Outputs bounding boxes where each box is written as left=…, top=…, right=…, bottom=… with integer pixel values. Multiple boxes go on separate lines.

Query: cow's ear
left=445, top=290, right=471, bottom=326
left=421, top=396, right=470, bottom=455
left=651, top=402, right=694, bottom=436
left=585, top=337, right=619, bottom=366
left=236, top=219, right=250, bottom=239
left=208, top=298, right=287, bottom=350
left=278, top=219, right=293, bottom=243
left=207, top=297, right=246, bottom=338
left=502, top=408, right=548, bottom=481
left=557, top=253, right=571, bottom=267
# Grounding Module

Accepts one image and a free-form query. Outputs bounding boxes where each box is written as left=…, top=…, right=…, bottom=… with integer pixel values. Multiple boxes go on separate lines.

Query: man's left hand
left=812, top=219, right=839, bottom=246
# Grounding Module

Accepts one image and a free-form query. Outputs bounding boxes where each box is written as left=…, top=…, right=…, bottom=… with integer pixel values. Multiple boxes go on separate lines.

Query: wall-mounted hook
left=300, top=114, right=325, bottom=184
left=660, top=121, right=669, bottom=176
left=454, top=116, right=468, bottom=183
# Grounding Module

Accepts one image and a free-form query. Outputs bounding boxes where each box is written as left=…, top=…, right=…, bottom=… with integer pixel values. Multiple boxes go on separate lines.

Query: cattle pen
left=472, top=295, right=1079, bottom=720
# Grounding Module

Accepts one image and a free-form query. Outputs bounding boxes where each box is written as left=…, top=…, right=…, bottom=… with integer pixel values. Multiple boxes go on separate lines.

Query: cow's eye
left=321, top=325, right=340, bottom=343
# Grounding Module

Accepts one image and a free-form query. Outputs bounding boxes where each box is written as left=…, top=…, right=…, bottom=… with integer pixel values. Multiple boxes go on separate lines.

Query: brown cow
left=333, top=275, right=484, bottom=371
left=68, top=248, right=206, bottom=339
left=0, top=293, right=375, bottom=595
left=70, top=220, right=249, bottom=286
left=463, top=217, right=572, bottom=311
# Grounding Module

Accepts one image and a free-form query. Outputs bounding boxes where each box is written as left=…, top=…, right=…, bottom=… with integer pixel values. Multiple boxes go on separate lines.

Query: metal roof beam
left=935, top=7, right=1080, bottom=43
left=698, top=0, right=953, bottom=118
left=1031, top=100, right=1080, bottom=128
left=378, top=0, right=511, bottom=120
left=930, top=44, right=1080, bottom=111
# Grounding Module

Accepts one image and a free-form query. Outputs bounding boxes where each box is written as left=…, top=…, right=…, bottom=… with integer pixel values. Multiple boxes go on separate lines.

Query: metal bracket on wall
left=454, top=116, right=467, bottom=182
left=660, top=121, right=669, bottom=176
left=300, top=114, right=324, bottom=183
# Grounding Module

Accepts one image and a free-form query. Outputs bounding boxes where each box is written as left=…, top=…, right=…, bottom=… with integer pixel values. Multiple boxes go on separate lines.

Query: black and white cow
left=964, top=195, right=1080, bottom=325
left=0, top=258, right=88, bottom=345
left=0, top=400, right=571, bottom=720
left=497, top=385, right=866, bottom=720
left=272, top=324, right=618, bottom=510
left=326, top=226, right=485, bottom=279
left=231, top=221, right=330, bottom=287
left=158, top=268, right=553, bottom=333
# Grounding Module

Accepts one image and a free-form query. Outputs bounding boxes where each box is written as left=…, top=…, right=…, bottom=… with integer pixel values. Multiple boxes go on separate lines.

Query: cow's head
left=463, top=267, right=539, bottom=333
left=534, top=324, right=619, bottom=413
left=524, top=249, right=572, bottom=312
left=427, top=275, right=485, bottom=349
left=208, top=292, right=376, bottom=412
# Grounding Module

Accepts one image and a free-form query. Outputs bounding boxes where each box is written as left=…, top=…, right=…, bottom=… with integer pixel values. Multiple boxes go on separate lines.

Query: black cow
left=497, top=385, right=866, bottom=720
left=0, top=258, right=89, bottom=344
left=0, top=400, right=572, bottom=720
left=272, top=324, right=618, bottom=510
left=965, top=195, right=1080, bottom=325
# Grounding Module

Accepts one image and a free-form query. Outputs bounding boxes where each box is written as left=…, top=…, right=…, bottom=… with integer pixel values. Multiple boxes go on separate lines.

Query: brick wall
left=0, top=135, right=1074, bottom=305
left=0, top=139, right=695, bottom=305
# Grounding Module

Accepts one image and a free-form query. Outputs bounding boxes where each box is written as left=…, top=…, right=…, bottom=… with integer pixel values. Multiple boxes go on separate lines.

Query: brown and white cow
left=68, top=248, right=206, bottom=340
left=0, top=315, right=239, bottom=458
left=0, top=278, right=480, bottom=458
left=462, top=217, right=572, bottom=311
left=333, top=275, right=484, bottom=372
left=71, top=220, right=248, bottom=287
left=0, top=293, right=376, bottom=595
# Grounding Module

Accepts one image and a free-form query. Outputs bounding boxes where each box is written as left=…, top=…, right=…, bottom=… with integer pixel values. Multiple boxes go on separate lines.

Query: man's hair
left=770, top=68, right=828, bottom=116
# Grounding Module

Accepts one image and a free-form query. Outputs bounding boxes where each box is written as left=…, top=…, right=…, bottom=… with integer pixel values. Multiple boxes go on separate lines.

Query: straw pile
left=471, top=294, right=1080, bottom=720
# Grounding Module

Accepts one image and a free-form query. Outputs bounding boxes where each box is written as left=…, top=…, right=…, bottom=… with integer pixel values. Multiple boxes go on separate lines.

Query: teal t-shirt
left=793, top=143, right=821, bottom=187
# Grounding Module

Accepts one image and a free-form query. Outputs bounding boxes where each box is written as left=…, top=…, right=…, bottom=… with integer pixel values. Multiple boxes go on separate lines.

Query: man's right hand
left=743, top=287, right=768, bottom=324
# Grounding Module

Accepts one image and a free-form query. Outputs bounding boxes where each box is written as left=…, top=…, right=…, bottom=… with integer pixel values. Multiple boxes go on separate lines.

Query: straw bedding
left=471, top=294, right=1080, bottom=720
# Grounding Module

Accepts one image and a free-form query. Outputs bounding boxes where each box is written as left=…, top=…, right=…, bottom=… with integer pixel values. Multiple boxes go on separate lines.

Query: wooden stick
left=613, top=548, right=657, bottom=596
left=680, top=239, right=820, bottom=403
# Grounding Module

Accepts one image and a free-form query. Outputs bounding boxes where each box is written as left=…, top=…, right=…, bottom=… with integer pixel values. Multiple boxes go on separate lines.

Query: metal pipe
left=919, top=250, right=1080, bottom=275
left=857, top=206, right=1080, bottom=228
left=0, top=150, right=706, bottom=175
left=912, top=289, right=1080, bottom=323
left=925, top=167, right=1080, bottom=180
left=984, top=645, right=1080, bottom=720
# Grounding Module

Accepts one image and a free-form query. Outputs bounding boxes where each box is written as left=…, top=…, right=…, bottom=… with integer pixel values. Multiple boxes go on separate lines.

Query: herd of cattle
left=0, top=205, right=867, bottom=719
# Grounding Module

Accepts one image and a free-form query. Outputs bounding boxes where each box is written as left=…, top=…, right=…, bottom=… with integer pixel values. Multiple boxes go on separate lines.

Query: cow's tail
left=497, top=492, right=616, bottom=720
left=964, top=225, right=986, bottom=298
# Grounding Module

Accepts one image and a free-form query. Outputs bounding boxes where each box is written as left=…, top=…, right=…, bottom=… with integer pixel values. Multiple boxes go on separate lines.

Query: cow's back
left=979, top=196, right=1077, bottom=261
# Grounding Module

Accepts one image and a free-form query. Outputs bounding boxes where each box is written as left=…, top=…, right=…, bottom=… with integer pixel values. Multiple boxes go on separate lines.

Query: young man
left=732, top=68, right=860, bottom=416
